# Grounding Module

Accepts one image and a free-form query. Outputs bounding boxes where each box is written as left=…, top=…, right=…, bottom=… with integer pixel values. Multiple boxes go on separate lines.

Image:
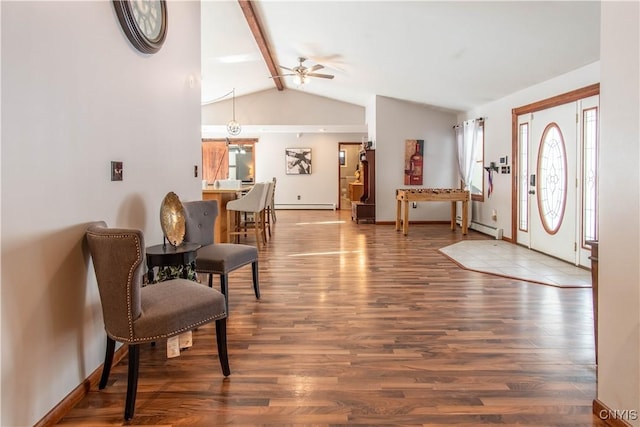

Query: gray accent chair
left=182, top=200, right=260, bottom=313
left=86, top=222, right=229, bottom=420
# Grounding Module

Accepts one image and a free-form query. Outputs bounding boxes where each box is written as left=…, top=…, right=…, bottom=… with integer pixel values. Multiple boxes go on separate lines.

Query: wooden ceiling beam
left=238, top=0, right=284, bottom=91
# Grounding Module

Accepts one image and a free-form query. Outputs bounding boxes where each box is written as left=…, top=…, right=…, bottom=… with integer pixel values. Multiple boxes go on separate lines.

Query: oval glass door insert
left=537, top=123, right=567, bottom=234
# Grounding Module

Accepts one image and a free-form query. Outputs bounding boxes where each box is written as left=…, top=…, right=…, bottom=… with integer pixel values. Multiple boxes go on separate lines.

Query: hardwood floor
left=58, top=209, right=605, bottom=426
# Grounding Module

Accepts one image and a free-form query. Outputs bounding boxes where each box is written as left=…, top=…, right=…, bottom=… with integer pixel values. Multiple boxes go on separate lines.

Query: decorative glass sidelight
left=582, top=107, right=598, bottom=245
left=518, top=122, right=529, bottom=231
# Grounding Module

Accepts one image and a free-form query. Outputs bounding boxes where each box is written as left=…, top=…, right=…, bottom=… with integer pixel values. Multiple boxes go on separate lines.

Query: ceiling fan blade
left=279, top=65, right=294, bottom=72
left=307, top=64, right=324, bottom=72
left=307, top=73, right=334, bottom=79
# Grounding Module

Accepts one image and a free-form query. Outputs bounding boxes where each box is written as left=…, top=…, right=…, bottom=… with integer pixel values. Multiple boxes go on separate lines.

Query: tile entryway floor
left=439, top=240, right=592, bottom=288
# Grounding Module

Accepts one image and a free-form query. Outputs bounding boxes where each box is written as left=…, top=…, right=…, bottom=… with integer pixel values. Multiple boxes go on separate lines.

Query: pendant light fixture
left=226, top=88, right=241, bottom=136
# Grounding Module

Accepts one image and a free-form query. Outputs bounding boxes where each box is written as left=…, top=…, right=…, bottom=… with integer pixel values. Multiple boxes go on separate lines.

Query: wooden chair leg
left=124, top=344, right=140, bottom=420
left=259, top=211, right=267, bottom=245
left=252, top=261, right=260, bottom=299
left=254, top=212, right=263, bottom=250
left=226, top=210, right=233, bottom=243
left=215, top=318, right=231, bottom=376
left=220, top=274, right=229, bottom=313
left=262, top=210, right=270, bottom=241
left=99, top=337, right=116, bottom=389
left=265, top=209, right=271, bottom=238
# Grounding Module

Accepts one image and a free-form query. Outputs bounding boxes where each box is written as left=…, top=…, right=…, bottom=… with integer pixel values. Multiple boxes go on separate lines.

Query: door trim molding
left=510, top=83, right=600, bottom=245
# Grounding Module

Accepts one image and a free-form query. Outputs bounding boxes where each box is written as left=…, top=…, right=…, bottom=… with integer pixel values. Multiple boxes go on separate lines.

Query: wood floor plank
left=57, top=210, right=606, bottom=426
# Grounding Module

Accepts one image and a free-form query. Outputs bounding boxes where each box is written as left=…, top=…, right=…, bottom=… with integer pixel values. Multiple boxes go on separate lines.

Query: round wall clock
left=113, top=0, right=167, bottom=54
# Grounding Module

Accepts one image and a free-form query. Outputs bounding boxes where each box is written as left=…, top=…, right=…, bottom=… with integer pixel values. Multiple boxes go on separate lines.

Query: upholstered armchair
left=85, top=222, right=230, bottom=420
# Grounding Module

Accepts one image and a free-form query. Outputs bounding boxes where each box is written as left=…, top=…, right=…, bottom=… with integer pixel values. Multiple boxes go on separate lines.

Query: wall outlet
left=297, top=195, right=301, bottom=200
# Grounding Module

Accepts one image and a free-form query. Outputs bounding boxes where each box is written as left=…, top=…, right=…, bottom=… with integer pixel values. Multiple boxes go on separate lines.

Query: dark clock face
left=113, top=0, right=167, bottom=54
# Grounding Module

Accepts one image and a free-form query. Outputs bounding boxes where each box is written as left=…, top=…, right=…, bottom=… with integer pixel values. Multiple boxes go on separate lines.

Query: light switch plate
left=111, top=161, right=123, bottom=181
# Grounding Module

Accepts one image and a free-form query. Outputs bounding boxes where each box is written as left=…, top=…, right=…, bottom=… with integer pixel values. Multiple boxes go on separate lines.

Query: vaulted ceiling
left=201, top=1, right=600, bottom=112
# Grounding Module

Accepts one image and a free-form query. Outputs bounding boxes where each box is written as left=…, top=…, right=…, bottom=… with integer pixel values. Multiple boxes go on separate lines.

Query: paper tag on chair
left=167, top=336, right=181, bottom=358
left=179, top=331, right=193, bottom=349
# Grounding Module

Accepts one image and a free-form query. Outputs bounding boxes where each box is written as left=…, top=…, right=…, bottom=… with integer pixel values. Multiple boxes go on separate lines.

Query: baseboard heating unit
left=276, top=203, right=337, bottom=210
left=456, top=216, right=503, bottom=239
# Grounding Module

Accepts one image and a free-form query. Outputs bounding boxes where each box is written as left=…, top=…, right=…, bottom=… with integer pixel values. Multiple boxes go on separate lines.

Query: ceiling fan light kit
left=293, top=73, right=308, bottom=86
left=276, top=57, right=335, bottom=86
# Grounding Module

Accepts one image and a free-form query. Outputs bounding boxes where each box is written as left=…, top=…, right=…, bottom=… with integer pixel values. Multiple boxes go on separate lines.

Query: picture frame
left=339, top=149, right=347, bottom=167
left=286, top=148, right=312, bottom=175
left=404, top=139, right=424, bottom=185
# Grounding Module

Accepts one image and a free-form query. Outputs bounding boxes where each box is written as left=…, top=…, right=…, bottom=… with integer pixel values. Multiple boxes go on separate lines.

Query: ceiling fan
left=274, top=57, right=335, bottom=85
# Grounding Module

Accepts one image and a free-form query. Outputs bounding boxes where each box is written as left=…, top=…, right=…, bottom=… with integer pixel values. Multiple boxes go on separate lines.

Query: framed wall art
left=404, top=139, right=424, bottom=185
left=285, top=148, right=312, bottom=175
left=339, top=149, right=347, bottom=167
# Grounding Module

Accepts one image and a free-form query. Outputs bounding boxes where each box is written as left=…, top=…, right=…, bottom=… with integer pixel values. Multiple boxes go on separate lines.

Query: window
left=454, top=119, right=484, bottom=201
left=470, top=121, right=484, bottom=201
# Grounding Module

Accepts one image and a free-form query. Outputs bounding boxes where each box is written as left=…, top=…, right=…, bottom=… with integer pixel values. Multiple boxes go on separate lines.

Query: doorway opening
left=338, top=142, right=362, bottom=210
left=512, top=84, right=599, bottom=267
left=202, top=138, right=257, bottom=184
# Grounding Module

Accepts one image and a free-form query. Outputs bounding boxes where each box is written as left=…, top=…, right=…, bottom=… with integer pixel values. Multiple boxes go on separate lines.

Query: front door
left=516, top=95, right=599, bottom=267
left=529, top=102, right=578, bottom=263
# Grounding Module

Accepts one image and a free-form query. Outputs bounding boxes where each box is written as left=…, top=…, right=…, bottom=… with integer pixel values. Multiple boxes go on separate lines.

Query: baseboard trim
left=376, top=220, right=451, bottom=226
left=276, top=203, right=336, bottom=210
left=405, top=220, right=451, bottom=225
left=593, top=398, right=635, bottom=427
left=34, top=344, right=128, bottom=427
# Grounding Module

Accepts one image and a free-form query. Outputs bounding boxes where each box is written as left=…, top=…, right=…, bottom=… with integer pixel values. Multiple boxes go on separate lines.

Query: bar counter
left=202, top=188, right=247, bottom=243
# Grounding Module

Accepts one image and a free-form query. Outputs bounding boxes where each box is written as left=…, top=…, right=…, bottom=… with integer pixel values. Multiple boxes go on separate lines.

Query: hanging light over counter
left=226, top=88, right=241, bottom=136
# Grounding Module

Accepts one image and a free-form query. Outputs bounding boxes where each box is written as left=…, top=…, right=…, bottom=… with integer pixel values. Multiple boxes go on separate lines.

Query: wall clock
left=113, top=0, right=167, bottom=54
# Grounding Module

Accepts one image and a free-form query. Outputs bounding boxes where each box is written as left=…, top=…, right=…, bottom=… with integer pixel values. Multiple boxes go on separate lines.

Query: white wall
left=598, top=2, right=640, bottom=424
left=374, top=96, right=459, bottom=222
left=0, top=2, right=202, bottom=425
left=366, top=95, right=377, bottom=147
left=459, top=62, right=599, bottom=239
left=204, top=92, right=461, bottom=219
left=202, top=88, right=365, bottom=126
left=255, top=132, right=366, bottom=208
left=203, top=91, right=460, bottom=215
left=202, top=89, right=367, bottom=209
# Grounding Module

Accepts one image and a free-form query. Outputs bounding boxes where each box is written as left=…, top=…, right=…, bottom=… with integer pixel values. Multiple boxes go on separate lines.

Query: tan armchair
left=226, top=182, right=270, bottom=248
left=85, top=222, right=230, bottom=420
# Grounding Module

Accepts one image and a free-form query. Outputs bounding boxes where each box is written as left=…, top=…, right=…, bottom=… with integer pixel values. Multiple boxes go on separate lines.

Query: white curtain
left=454, top=118, right=481, bottom=190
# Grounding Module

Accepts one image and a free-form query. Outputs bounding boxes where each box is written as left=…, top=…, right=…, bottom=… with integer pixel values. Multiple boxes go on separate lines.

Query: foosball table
left=395, top=188, right=470, bottom=236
